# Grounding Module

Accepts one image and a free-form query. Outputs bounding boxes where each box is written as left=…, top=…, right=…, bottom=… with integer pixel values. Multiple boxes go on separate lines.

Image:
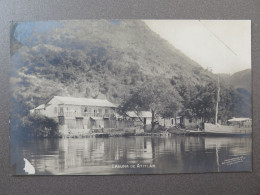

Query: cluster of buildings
left=30, top=96, right=197, bottom=135
left=30, top=96, right=251, bottom=136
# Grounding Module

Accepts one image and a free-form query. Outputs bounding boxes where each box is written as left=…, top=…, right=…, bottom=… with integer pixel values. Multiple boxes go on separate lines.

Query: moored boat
left=203, top=77, right=252, bottom=136
left=204, top=118, right=252, bottom=136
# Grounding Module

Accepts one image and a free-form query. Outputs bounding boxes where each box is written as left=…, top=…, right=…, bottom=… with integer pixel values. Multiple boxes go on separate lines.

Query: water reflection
left=11, top=136, right=252, bottom=175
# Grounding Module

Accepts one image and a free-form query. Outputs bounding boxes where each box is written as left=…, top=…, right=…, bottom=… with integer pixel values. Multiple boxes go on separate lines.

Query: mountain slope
left=11, top=20, right=216, bottom=108
left=230, top=69, right=251, bottom=93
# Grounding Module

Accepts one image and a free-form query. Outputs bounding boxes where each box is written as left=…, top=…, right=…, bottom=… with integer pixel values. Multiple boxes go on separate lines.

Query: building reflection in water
left=13, top=135, right=251, bottom=175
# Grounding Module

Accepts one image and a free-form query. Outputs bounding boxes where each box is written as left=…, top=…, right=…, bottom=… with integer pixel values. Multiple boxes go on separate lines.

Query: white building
left=30, top=96, right=117, bottom=135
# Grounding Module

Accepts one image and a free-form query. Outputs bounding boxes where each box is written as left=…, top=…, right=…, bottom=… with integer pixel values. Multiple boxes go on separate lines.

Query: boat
left=204, top=119, right=252, bottom=136
left=203, top=77, right=252, bottom=136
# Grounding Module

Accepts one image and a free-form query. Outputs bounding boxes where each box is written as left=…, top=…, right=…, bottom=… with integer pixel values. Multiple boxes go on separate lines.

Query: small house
left=126, top=111, right=152, bottom=125
left=157, top=117, right=179, bottom=128
left=228, top=118, right=252, bottom=128
left=180, top=116, right=201, bottom=129
left=30, top=104, right=45, bottom=115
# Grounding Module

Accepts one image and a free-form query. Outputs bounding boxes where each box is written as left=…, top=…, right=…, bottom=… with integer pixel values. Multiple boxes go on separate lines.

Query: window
left=105, top=109, right=109, bottom=114
left=54, top=107, right=57, bottom=113
left=84, top=107, right=88, bottom=112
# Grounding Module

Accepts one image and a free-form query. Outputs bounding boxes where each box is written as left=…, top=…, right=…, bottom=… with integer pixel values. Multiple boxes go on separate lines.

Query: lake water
left=11, top=135, right=252, bottom=175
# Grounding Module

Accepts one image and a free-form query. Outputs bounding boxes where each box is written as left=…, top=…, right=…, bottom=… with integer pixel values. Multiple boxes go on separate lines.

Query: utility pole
left=215, top=76, right=220, bottom=125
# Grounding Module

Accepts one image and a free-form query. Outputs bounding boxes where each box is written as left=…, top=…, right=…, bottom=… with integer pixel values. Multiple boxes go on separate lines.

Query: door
left=58, top=116, right=65, bottom=125
left=76, top=117, right=84, bottom=129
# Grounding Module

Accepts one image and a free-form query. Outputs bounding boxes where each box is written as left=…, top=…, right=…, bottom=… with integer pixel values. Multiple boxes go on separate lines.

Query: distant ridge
left=230, top=69, right=251, bottom=93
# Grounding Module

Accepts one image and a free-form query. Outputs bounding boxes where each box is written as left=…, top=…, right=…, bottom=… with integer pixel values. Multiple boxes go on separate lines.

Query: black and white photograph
left=10, top=20, right=252, bottom=175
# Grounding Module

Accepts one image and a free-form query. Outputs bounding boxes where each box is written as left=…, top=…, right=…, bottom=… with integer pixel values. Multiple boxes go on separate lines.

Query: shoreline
left=58, top=128, right=252, bottom=138
left=59, top=131, right=173, bottom=138
left=58, top=128, right=205, bottom=138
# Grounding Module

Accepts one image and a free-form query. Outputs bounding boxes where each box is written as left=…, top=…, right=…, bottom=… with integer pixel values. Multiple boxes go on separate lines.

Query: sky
left=144, top=20, right=251, bottom=74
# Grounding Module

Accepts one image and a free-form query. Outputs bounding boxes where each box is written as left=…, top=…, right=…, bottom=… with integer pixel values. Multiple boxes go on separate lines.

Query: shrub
left=21, top=114, right=59, bottom=138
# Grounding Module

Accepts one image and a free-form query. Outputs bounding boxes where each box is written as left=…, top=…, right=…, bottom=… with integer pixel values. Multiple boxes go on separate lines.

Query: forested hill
left=11, top=20, right=214, bottom=107
left=219, top=69, right=251, bottom=93
left=230, top=69, right=251, bottom=93
left=221, top=69, right=252, bottom=118
left=10, top=20, right=250, bottom=120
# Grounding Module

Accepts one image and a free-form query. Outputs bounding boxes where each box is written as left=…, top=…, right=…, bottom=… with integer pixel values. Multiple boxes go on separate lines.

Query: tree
left=119, top=78, right=183, bottom=131
left=189, top=82, right=217, bottom=123
left=176, top=84, right=199, bottom=119
left=184, top=81, right=242, bottom=124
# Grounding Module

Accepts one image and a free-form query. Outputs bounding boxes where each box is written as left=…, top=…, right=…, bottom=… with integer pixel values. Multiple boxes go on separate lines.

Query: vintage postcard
left=10, top=20, right=252, bottom=175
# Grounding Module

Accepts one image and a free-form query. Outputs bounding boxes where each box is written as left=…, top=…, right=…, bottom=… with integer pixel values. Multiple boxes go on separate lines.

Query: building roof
left=228, top=118, right=251, bottom=122
left=49, top=96, right=117, bottom=108
left=127, top=111, right=152, bottom=118
left=35, top=104, right=45, bottom=109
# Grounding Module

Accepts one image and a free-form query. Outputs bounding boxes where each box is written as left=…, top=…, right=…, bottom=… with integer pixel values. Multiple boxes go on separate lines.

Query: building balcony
left=58, top=111, right=114, bottom=118
left=58, top=111, right=83, bottom=117
left=103, top=113, right=115, bottom=119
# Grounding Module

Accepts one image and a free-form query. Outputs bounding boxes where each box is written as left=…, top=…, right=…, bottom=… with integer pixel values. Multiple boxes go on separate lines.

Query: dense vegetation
left=10, top=20, right=251, bottom=138
left=119, top=78, right=183, bottom=130
left=11, top=114, right=59, bottom=139
left=176, top=81, right=251, bottom=123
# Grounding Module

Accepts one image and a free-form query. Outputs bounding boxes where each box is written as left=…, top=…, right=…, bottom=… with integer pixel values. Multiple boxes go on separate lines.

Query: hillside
left=219, top=69, right=251, bottom=93
left=10, top=20, right=251, bottom=121
left=230, top=69, right=251, bottom=93
left=218, top=69, right=251, bottom=118
left=10, top=20, right=215, bottom=108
